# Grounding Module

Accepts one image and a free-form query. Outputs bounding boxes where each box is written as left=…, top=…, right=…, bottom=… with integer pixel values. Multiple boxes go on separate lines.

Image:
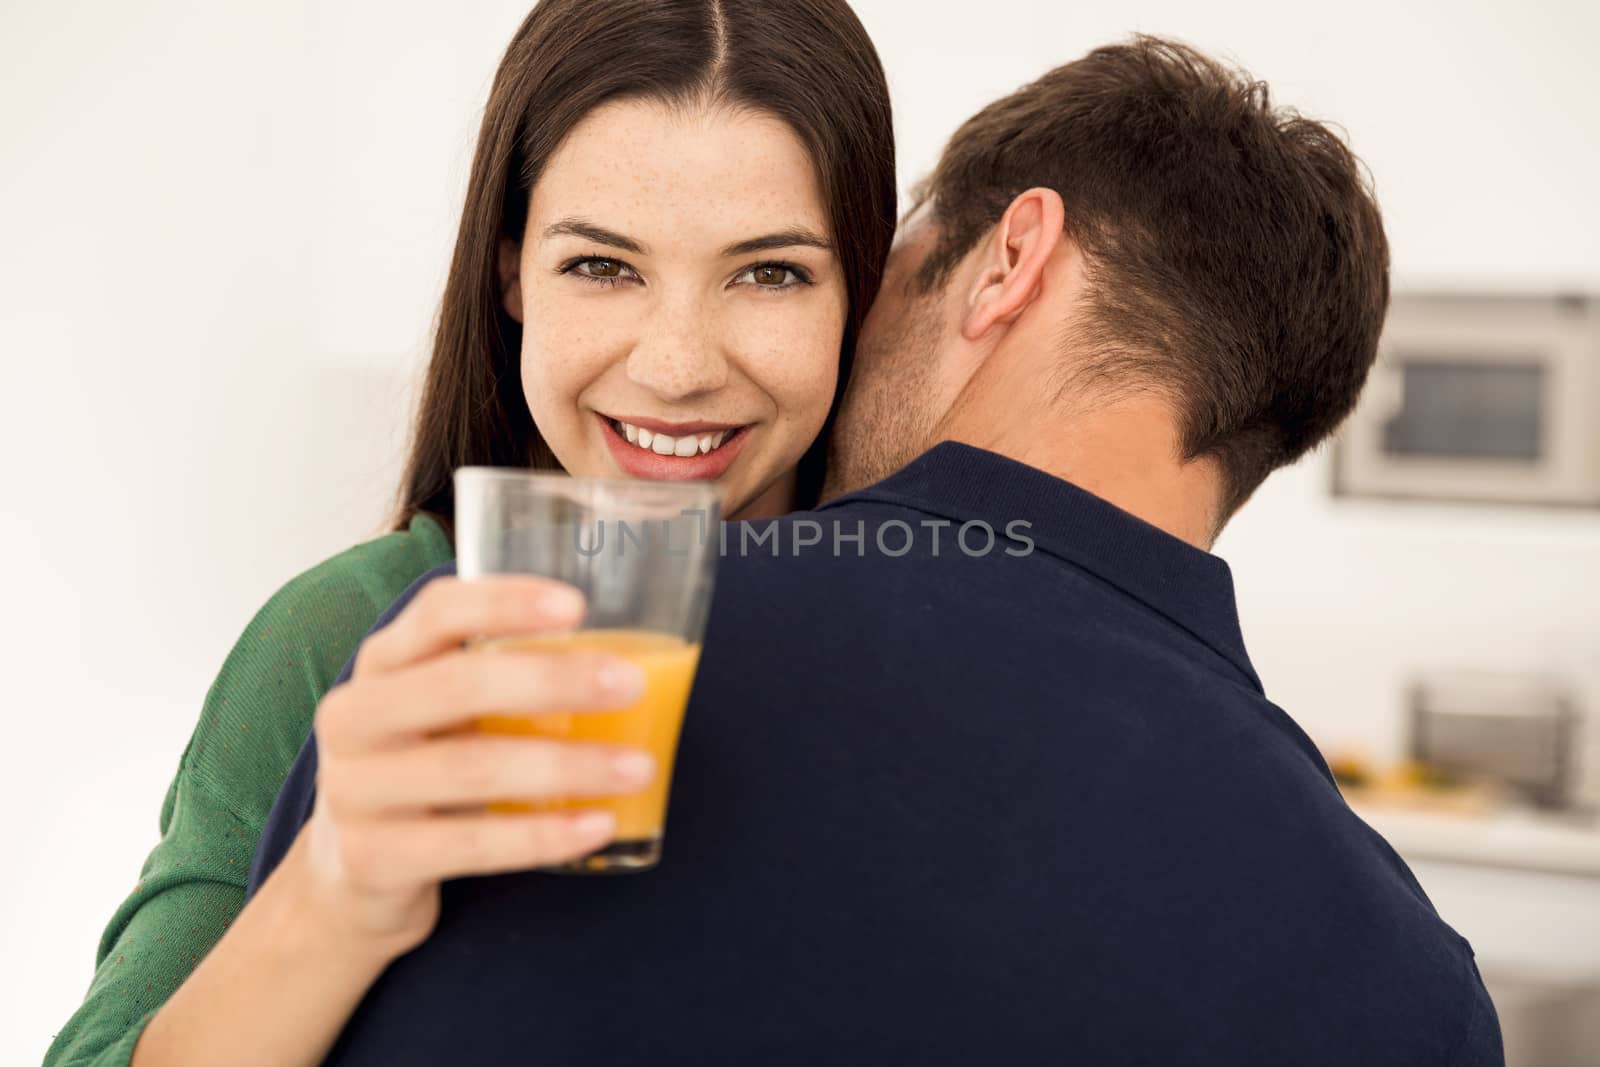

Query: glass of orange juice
left=453, top=468, right=719, bottom=873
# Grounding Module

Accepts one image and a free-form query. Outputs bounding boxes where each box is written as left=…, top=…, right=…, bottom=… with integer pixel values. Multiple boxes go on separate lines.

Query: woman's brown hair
left=390, top=0, right=896, bottom=536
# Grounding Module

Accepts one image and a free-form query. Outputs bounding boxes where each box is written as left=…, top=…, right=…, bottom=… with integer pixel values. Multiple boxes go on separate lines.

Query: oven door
left=1333, top=294, right=1600, bottom=507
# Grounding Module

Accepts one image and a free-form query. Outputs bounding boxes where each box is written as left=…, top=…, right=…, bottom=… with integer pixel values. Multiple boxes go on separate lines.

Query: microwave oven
left=1332, top=292, right=1600, bottom=507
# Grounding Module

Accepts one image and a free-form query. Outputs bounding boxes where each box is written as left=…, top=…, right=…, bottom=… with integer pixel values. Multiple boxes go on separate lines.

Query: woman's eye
left=577, top=259, right=626, bottom=279
left=558, top=257, right=639, bottom=287
left=737, top=263, right=811, bottom=290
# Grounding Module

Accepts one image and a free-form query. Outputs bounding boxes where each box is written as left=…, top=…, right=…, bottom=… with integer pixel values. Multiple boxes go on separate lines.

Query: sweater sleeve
left=43, top=515, right=454, bottom=1067
left=41, top=773, right=255, bottom=1067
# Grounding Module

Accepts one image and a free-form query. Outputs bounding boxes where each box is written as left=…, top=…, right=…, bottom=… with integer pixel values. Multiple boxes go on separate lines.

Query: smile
left=613, top=419, right=736, bottom=457
left=595, top=413, right=753, bottom=481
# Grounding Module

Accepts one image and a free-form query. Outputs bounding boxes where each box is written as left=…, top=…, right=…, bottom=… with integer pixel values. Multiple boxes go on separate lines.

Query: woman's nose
left=624, top=298, right=730, bottom=401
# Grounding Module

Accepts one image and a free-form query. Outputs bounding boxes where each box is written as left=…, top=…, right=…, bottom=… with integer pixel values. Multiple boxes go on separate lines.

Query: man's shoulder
left=708, top=505, right=1251, bottom=696
left=711, top=503, right=1057, bottom=606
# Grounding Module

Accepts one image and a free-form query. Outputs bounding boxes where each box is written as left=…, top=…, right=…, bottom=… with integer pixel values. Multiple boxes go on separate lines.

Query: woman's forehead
left=529, top=99, right=834, bottom=254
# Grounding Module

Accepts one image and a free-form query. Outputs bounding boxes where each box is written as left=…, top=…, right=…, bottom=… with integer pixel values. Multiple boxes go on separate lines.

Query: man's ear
left=496, top=234, right=524, bottom=323
left=960, top=188, right=1066, bottom=342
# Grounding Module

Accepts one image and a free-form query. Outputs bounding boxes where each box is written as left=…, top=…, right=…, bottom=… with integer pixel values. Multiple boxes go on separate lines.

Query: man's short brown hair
left=916, top=35, right=1389, bottom=519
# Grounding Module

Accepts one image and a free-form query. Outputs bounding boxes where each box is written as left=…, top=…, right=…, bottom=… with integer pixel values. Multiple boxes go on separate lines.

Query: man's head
left=825, top=35, right=1389, bottom=539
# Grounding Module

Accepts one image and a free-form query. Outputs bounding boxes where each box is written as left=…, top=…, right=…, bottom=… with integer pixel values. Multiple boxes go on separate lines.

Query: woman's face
left=501, top=99, right=847, bottom=519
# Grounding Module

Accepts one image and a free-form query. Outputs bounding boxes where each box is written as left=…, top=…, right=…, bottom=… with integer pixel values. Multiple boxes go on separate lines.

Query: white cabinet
left=1375, top=812, right=1600, bottom=1067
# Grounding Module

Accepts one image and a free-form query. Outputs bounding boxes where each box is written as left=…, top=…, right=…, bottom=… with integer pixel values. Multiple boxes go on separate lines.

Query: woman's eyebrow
left=541, top=218, right=646, bottom=254
left=540, top=219, right=832, bottom=258
left=722, top=228, right=833, bottom=257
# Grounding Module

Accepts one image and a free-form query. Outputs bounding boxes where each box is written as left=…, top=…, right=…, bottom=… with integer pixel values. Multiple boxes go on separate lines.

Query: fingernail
left=612, top=749, right=655, bottom=785
left=573, top=810, right=615, bottom=840
left=541, top=585, right=585, bottom=619
left=598, top=660, right=645, bottom=699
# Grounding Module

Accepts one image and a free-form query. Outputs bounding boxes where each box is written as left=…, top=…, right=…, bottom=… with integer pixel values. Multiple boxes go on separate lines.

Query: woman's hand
left=286, top=574, right=655, bottom=961
left=133, top=574, right=653, bottom=1067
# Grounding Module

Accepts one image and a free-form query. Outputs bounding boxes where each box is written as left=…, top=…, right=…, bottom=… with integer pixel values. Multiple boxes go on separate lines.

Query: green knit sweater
left=44, top=513, right=455, bottom=1067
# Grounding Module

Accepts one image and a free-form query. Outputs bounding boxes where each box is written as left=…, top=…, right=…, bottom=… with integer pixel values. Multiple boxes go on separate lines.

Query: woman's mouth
left=612, top=419, right=738, bottom=457
left=595, top=413, right=752, bottom=481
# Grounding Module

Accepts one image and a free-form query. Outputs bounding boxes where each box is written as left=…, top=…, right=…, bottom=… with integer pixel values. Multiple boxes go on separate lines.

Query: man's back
left=252, top=444, right=1501, bottom=1065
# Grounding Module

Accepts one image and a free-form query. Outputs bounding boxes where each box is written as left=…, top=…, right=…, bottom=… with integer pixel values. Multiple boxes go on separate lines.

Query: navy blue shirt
left=250, top=443, right=1501, bottom=1065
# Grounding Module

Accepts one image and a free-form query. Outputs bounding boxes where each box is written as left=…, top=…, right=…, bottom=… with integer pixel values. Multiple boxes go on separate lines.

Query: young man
left=250, top=36, right=1502, bottom=1065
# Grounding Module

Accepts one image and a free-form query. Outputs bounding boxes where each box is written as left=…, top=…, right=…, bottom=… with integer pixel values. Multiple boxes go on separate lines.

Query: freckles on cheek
left=523, top=303, right=617, bottom=409
left=739, top=312, right=844, bottom=431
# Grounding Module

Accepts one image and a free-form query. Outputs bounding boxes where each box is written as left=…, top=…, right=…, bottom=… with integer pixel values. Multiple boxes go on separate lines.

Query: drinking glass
left=454, top=468, right=720, bottom=873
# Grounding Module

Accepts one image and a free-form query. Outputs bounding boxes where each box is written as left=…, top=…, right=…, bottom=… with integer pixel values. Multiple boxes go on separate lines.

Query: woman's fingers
left=317, top=647, right=645, bottom=751
left=351, top=575, right=587, bottom=676
left=322, top=734, right=656, bottom=814
left=300, top=574, right=660, bottom=918
left=331, top=810, right=619, bottom=890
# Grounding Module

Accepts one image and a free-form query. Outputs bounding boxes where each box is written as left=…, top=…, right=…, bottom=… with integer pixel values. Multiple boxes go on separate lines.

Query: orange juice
left=473, top=629, right=700, bottom=843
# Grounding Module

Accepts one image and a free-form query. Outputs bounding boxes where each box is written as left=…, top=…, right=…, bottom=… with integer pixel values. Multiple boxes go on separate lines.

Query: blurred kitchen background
left=2, top=0, right=1596, bottom=1063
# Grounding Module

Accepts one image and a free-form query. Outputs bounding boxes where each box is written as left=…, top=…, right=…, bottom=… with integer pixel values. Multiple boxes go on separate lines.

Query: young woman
left=45, top=1, right=895, bottom=1064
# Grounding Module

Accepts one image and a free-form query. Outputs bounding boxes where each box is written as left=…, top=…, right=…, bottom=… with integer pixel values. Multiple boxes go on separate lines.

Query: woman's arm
left=127, top=831, right=393, bottom=1067
left=43, top=777, right=254, bottom=1067
left=46, top=518, right=455, bottom=1067
left=127, top=574, right=651, bottom=1066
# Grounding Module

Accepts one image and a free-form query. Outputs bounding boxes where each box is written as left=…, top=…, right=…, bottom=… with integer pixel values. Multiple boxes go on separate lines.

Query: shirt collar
left=821, top=441, right=1261, bottom=692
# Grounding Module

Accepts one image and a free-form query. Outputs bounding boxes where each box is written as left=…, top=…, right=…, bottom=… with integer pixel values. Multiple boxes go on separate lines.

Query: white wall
left=3, top=0, right=1597, bottom=1062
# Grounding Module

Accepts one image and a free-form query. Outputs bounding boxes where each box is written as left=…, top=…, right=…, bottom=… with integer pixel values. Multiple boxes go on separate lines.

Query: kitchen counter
left=1350, top=801, right=1600, bottom=877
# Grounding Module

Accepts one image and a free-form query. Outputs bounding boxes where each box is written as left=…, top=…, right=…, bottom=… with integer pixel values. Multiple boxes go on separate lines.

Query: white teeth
left=615, top=420, right=736, bottom=457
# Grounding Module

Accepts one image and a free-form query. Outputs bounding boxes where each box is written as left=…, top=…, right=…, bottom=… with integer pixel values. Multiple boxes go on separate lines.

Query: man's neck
left=935, top=393, right=1223, bottom=550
